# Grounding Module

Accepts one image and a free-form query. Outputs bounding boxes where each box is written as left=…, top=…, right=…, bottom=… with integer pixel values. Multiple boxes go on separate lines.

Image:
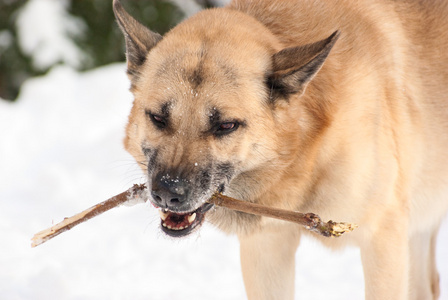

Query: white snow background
left=1, top=1, right=447, bottom=299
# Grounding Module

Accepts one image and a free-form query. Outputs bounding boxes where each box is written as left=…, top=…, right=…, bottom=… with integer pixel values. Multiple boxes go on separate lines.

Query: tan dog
left=113, top=0, right=448, bottom=299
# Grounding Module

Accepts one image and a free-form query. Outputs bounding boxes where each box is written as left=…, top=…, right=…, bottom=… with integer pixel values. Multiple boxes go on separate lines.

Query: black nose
left=151, top=175, right=189, bottom=210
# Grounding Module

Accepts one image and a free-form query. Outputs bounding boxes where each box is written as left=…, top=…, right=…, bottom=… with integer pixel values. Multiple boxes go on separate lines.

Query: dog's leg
left=239, top=223, right=300, bottom=300
left=360, top=220, right=410, bottom=300
left=408, top=227, right=441, bottom=300
left=429, top=227, right=441, bottom=299
left=409, top=230, right=434, bottom=299
left=410, top=226, right=440, bottom=300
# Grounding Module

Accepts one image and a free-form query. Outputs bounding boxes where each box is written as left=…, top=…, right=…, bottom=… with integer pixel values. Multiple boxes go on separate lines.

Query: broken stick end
left=323, top=221, right=358, bottom=237
left=31, top=240, right=42, bottom=248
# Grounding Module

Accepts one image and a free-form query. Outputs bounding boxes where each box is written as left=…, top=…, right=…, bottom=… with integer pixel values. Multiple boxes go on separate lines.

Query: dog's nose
left=151, top=176, right=189, bottom=209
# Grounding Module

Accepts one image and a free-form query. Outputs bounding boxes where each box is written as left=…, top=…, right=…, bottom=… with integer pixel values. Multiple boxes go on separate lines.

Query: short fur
left=113, top=0, right=448, bottom=299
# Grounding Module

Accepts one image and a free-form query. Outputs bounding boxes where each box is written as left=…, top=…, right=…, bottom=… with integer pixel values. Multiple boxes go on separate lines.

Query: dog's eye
left=215, top=122, right=239, bottom=136
left=220, top=122, right=236, bottom=130
left=147, top=112, right=167, bottom=129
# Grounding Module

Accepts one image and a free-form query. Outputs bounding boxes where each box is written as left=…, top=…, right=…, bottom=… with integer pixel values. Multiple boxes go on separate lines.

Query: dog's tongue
left=156, top=203, right=214, bottom=237
left=159, top=210, right=197, bottom=231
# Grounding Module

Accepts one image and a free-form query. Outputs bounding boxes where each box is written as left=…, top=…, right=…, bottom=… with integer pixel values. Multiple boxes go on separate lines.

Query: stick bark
left=31, top=184, right=357, bottom=247
left=31, top=184, right=147, bottom=248
left=208, top=193, right=357, bottom=237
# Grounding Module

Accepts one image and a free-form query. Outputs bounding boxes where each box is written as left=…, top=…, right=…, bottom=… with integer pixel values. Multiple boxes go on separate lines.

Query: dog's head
left=114, top=0, right=339, bottom=237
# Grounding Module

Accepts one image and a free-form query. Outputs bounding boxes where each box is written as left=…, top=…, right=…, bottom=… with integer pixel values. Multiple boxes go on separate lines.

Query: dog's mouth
left=157, top=203, right=214, bottom=237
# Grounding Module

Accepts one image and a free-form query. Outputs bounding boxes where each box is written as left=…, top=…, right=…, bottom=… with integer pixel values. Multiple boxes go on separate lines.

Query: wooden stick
left=31, top=184, right=147, bottom=248
left=31, top=184, right=357, bottom=247
left=208, top=193, right=358, bottom=237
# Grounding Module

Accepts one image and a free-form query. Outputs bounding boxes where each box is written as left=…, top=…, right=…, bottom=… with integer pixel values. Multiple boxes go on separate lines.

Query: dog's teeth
left=188, top=213, right=196, bottom=223
left=167, top=224, right=173, bottom=230
left=179, top=226, right=184, bottom=230
left=162, top=222, right=167, bottom=227
left=159, top=210, right=168, bottom=221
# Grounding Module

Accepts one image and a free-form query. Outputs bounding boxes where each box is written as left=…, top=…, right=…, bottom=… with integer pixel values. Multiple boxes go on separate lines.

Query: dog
left=113, top=0, right=448, bottom=299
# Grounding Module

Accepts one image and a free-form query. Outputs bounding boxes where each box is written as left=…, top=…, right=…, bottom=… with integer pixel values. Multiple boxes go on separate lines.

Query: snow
left=0, top=64, right=447, bottom=299
left=15, top=0, right=86, bottom=71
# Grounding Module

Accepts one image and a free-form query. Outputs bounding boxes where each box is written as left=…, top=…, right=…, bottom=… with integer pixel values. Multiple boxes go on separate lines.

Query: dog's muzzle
left=150, top=173, right=214, bottom=237
left=151, top=175, right=190, bottom=211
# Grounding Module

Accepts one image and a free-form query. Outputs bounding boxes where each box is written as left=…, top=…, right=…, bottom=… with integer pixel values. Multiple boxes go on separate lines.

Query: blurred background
left=0, top=0, right=228, bottom=102
left=0, top=1, right=447, bottom=300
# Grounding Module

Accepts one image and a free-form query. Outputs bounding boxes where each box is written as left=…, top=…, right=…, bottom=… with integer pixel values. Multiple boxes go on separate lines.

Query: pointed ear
left=268, top=31, right=340, bottom=99
left=113, top=0, right=162, bottom=80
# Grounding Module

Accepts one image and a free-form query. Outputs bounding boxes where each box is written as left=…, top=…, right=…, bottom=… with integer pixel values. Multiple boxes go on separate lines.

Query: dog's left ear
left=113, top=0, right=162, bottom=81
left=268, top=31, right=340, bottom=99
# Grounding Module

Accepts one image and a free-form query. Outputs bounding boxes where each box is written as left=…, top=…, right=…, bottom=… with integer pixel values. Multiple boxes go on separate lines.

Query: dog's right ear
left=113, top=0, right=162, bottom=82
left=268, top=31, right=340, bottom=100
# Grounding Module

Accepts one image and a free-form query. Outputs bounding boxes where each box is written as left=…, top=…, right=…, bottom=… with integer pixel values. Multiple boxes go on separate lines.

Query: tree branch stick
left=208, top=193, right=358, bottom=237
left=31, top=184, right=357, bottom=247
left=31, top=184, right=147, bottom=248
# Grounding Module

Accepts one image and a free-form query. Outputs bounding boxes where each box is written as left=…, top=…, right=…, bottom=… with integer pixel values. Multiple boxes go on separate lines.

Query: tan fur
left=114, top=0, right=448, bottom=299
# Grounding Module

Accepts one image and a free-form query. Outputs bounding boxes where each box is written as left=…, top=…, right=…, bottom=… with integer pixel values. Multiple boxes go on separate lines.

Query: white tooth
left=162, top=222, right=167, bottom=227
left=167, top=224, right=172, bottom=230
left=188, top=213, right=196, bottom=223
left=179, top=226, right=184, bottom=230
left=159, top=210, right=168, bottom=221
